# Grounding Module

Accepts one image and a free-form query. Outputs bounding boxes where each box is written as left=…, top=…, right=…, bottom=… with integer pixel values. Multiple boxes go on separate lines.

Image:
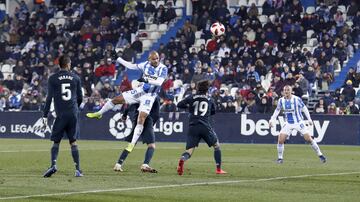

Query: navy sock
left=71, top=145, right=80, bottom=170
left=143, top=147, right=155, bottom=165
left=181, top=152, right=191, bottom=161
left=118, top=149, right=130, bottom=165
left=214, top=147, right=222, bottom=170
left=51, top=143, right=59, bottom=167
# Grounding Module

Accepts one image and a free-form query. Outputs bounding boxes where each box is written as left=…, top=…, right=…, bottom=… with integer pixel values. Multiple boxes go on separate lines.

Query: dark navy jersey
left=43, top=70, right=83, bottom=117
left=123, top=97, right=160, bottom=124
left=177, top=94, right=216, bottom=127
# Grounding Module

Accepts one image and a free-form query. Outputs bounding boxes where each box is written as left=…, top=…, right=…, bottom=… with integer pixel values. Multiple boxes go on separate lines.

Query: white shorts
left=280, top=121, right=310, bottom=136
left=122, top=87, right=156, bottom=114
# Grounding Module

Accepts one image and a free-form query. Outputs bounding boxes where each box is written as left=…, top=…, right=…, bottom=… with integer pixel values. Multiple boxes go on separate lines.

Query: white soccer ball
left=210, top=22, right=225, bottom=37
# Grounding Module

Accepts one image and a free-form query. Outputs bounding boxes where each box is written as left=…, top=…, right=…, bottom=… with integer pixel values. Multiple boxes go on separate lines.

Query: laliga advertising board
left=0, top=112, right=358, bottom=145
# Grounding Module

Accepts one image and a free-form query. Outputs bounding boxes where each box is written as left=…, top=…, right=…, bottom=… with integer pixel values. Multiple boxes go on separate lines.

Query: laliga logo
left=109, top=113, right=133, bottom=139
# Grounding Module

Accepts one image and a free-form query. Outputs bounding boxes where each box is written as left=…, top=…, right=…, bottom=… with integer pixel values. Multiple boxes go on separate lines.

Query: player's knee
left=213, top=142, right=220, bottom=150
left=112, top=96, right=124, bottom=105
left=138, top=113, right=148, bottom=124
left=148, top=143, right=155, bottom=149
left=69, top=140, right=77, bottom=146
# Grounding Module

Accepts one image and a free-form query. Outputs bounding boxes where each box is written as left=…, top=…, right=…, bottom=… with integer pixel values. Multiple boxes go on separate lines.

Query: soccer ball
left=210, top=22, right=225, bottom=37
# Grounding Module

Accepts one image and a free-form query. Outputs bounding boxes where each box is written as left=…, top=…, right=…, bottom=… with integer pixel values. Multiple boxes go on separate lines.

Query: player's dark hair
left=59, top=55, right=71, bottom=69
left=197, top=80, right=210, bottom=95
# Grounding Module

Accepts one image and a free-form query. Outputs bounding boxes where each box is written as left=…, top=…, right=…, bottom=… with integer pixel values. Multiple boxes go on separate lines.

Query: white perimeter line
left=1, top=171, right=359, bottom=200
left=0, top=147, right=182, bottom=153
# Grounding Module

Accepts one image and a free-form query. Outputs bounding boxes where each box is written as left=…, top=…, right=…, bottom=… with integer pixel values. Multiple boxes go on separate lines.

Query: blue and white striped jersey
left=137, top=61, right=168, bottom=94
left=276, top=95, right=306, bottom=124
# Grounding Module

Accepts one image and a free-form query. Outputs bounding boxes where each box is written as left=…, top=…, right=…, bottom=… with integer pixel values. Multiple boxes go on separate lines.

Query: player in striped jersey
left=269, top=85, right=326, bottom=164
left=86, top=51, right=167, bottom=153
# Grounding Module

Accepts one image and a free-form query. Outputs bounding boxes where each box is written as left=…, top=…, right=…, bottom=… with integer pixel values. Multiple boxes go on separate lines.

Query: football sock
left=214, top=147, right=222, bottom=170
left=180, top=152, right=191, bottom=161
left=51, top=143, right=59, bottom=167
left=71, top=145, right=80, bottom=170
left=143, top=147, right=155, bottom=164
left=118, top=149, right=130, bottom=165
left=98, top=100, right=116, bottom=115
left=310, top=140, right=323, bottom=156
left=131, top=124, right=144, bottom=144
left=277, top=143, right=284, bottom=159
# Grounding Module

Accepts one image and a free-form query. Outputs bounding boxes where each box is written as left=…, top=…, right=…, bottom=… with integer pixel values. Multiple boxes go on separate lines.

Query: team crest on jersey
left=109, top=113, right=133, bottom=139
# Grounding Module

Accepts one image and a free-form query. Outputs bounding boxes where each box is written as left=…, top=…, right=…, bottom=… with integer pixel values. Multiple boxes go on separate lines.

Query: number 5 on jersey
left=61, top=83, right=71, bottom=101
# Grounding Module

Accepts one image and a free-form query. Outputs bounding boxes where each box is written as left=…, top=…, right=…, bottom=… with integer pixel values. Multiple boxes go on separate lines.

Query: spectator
left=327, top=102, right=337, bottom=115
left=257, top=96, right=272, bottom=113
left=120, top=74, right=132, bottom=92
left=100, top=81, right=115, bottom=99
left=341, top=80, right=356, bottom=102
left=8, top=91, right=21, bottom=111
left=323, top=91, right=335, bottom=106
left=160, top=99, right=177, bottom=112
left=344, top=100, right=359, bottom=114
left=130, top=36, right=143, bottom=53
left=95, top=58, right=116, bottom=86
left=292, top=82, right=303, bottom=97
left=314, top=98, right=327, bottom=114
left=2, top=74, right=15, bottom=91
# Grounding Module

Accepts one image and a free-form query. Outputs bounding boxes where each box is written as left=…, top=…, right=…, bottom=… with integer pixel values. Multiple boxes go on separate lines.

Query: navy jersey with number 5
left=177, top=95, right=216, bottom=127
left=43, top=70, right=83, bottom=117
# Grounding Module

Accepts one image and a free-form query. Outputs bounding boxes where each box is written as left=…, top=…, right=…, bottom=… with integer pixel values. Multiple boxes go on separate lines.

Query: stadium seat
left=55, top=11, right=64, bottom=18
left=258, top=0, right=266, bottom=6
left=0, top=3, right=5, bottom=11
left=259, top=15, right=268, bottom=24
left=142, top=39, right=152, bottom=49
left=238, top=0, right=247, bottom=6
left=175, top=9, right=183, bottom=17
left=72, top=11, right=79, bottom=18
left=151, top=1, right=156, bottom=7
left=258, top=7, right=263, bottom=15
left=346, top=21, right=353, bottom=27
left=338, top=5, right=346, bottom=13
left=175, top=0, right=184, bottom=8
left=306, top=6, right=315, bottom=14
left=158, top=24, right=168, bottom=32
left=195, top=31, right=202, bottom=39
left=306, top=30, right=314, bottom=38
left=229, top=8, right=236, bottom=15
left=149, top=31, right=160, bottom=40
left=47, top=18, right=57, bottom=26
left=195, top=39, right=205, bottom=47
left=2, top=72, right=14, bottom=79
left=309, top=38, right=318, bottom=47
left=1, top=64, right=13, bottom=73
left=230, top=87, right=239, bottom=98
left=56, top=18, right=66, bottom=27
left=156, top=0, right=165, bottom=7
left=148, top=24, right=158, bottom=31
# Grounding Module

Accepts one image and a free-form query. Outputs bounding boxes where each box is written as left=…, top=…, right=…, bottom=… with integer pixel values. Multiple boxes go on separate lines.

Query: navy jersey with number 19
left=177, top=94, right=216, bottom=127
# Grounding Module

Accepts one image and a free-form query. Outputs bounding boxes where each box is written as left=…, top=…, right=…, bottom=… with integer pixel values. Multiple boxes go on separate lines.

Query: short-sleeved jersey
left=137, top=61, right=167, bottom=94
left=43, top=70, right=83, bottom=117
left=276, top=95, right=305, bottom=124
left=177, top=94, right=216, bottom=127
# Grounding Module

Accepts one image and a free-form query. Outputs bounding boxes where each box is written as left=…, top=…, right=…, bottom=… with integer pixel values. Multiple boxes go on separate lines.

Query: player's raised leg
left=276, top=133, right=287, bottom=164
left=86, top=96, right=125, bottom=119
left=303, top=133, right=326, bottom=163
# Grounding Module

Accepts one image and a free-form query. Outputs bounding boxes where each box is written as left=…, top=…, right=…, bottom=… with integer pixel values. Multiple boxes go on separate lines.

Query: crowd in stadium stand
left=0, top=0, right=359, bottom=115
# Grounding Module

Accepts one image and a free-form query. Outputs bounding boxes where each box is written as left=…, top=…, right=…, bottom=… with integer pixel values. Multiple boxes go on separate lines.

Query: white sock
left=131, top=124, right=144, bottom=144
left=98, top=100, right=116, bottom=115
left=310, top=140, right=323, bottom=156
left=277, top=143, right=284, bottom=159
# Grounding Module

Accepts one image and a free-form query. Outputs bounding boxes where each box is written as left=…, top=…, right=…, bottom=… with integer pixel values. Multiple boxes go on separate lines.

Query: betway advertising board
left=0, top=112, right=359, bottom=145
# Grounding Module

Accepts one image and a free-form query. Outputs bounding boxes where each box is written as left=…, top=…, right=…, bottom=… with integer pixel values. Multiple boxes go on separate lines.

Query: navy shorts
left=186, top=124, right=218, bottom=150
left=51, top=113, right=79, bottom=143
left=125, top=117, right=155, bottom=144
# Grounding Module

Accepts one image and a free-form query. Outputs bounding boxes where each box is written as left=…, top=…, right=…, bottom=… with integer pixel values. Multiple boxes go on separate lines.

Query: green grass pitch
left=0, top=139, right=359, bottom=202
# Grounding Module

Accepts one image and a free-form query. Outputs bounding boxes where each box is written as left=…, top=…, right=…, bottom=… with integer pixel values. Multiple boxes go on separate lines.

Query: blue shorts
left=186, top=124, right=218, bottom=149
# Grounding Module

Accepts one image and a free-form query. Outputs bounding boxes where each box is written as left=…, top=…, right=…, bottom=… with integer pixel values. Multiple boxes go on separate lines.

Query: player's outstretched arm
left=302, top=106, right=313, bottom=125
left=143, top=67, right=168, bottom=86
left=177, top=96, right=191, bottom=109
left=116, top=57, right=138, bottom=70
left=269, top=99, right=281, bottom=127
left=76, top=77, right=83, bottom=107
left=43, top=78, right=54, bottom=118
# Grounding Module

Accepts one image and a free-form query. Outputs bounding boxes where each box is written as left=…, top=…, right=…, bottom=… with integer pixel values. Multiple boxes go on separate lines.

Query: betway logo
left=240, top=114, right=329, bottom=142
